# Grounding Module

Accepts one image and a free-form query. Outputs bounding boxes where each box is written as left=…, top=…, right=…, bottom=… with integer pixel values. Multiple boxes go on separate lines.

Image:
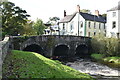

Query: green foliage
left=91, top=53, right=105, bottom=60
left=1, top=1, right=30, bottom=36
left=22, top=20, right=36, bottom=36
left=47, top=16, right=60, bottom=25
left=91, top=35, right=120, bottom=56
left=101, top=13, right=107, bottom=18
left=33, top=19, right=46, bottom=35
left=103, top=57, right=120, bottom=64
left=2, top=50, right=94, bottom=79
left=91, top=35, right=106, bottom=54
left=91, top=53, right=120, bottom=68
left=49, top=17, right=60, bottom=22
left=80, top=9, right=91, bottom=14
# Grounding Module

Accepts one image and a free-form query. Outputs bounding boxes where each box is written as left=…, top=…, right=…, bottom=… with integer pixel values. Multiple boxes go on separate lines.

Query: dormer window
left=113, top=12, right=116, bottom=17
left=112, top=21, right=116, bottom=29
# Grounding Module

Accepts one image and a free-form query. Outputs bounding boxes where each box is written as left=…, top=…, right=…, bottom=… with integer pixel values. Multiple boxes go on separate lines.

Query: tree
left=101, top=13, right=107, bottom=20
left=101, top=14, right=107, bottom=17
left=49, top=17, right=60, bottom=22
left=33, top=19, right=46, bottom=35
left=48, top=17, right=60, bottom=25
left=22, top=20, right=36, bottom=36
left=80, top=9, right=91, bottom=14
left=1, top=1, right=30, bottom=36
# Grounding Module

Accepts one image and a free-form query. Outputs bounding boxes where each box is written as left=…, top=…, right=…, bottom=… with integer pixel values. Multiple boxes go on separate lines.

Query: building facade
left=59, top=5, right=106, bottom=37
left=107, top=3, right=120, bottom=38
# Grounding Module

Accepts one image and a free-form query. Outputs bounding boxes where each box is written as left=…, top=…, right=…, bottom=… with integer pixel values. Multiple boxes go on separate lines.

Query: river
left=64, top=57, right=120, bottom=80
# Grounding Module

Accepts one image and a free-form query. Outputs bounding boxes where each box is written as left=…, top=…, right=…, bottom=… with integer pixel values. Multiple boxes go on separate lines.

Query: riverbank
left=2, top=50, right=94, bottom=79
left=91, top=53, right=120, bottom=68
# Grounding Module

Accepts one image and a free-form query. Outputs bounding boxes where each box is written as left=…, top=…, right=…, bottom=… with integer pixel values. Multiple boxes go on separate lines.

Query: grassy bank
left=3, top=50, right=94, bottom=79
left=91, top=53, right=120, bottom=68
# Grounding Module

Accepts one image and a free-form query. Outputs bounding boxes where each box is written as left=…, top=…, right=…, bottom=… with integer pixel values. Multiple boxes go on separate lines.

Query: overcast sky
left=9, top=0, right=120, bottom=22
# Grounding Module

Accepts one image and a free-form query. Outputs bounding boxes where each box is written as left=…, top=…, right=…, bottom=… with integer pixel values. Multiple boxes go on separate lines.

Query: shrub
left=91, top=35, right=120, bottom=56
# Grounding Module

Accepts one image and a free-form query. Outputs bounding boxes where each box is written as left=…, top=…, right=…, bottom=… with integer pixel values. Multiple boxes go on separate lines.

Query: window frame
left=112, top=21, right=116, bottom=29
left=88, top=21, right=91, bottom=28
left=113, top=12, right=116, bottom=17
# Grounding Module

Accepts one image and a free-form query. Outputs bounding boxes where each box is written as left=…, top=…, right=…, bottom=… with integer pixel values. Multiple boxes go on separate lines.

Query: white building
left=107, top=2, right=120, bottom=38
left=59, top=5, right=106, bottom=37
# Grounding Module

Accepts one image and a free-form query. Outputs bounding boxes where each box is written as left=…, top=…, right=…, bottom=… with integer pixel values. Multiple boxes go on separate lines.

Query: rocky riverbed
left=65, top=57, right=120, bottom=80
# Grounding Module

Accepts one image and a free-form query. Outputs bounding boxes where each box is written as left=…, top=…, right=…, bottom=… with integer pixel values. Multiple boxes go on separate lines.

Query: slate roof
left=107, top=3, right=120, bottom=11
left=59, top=13, right=76, bottom=23
left=59, top=12, right=106, bottom=23
left=80, top=12, right=106, bottom=23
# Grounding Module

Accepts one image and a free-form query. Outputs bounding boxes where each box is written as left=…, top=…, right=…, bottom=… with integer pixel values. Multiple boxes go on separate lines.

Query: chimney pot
left=95, top=10, right=99, bottom=16
left=77, top=5, right=80, bottom=12
left=64, top=10, right=66, bottom=17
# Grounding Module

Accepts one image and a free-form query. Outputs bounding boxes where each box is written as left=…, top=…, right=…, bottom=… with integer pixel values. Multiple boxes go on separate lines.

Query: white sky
left=9, top=0, right=120, bottom=22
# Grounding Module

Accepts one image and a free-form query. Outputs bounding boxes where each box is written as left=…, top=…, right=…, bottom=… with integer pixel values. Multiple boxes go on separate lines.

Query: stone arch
left=53, top=44, right=69, bottom=56
left=23, top=44, right=44, bottom=55
left=75, top=44, right=88, bottom=56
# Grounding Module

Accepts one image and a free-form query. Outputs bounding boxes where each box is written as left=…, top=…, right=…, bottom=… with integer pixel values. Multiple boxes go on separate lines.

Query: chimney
left=64, top=10, right=66, bottom=17
left=76, top=5, right=80, bottom=12
left=95, top=10, right=99, bottom=16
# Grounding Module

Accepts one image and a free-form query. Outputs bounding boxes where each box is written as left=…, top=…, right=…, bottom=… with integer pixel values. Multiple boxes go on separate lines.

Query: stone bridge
left=10, top=35, right=92, bottom=57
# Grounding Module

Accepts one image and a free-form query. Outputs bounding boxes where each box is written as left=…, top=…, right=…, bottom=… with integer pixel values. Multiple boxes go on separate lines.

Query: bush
left=91, top=35, right=120, bottom=56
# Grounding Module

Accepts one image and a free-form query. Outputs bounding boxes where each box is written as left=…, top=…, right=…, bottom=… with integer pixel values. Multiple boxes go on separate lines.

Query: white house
left=107, top=2, right=120, bottom=38
left=59, top=5, right=106, bottom=37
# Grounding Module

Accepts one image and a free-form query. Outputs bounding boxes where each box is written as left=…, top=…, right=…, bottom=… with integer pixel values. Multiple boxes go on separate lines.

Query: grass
left=91, top=53, right=105, bottom=60
left=103, top=57, right=120, bottom=64
left=91, top=53, right=120, bottom=68
left=2, top=50, right=94, bottom=79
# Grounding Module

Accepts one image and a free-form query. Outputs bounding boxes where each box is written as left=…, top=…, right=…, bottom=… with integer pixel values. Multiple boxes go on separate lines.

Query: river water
left=64, top=57, right=120, bottom=80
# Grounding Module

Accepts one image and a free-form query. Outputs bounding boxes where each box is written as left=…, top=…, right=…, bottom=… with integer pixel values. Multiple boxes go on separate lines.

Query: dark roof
left=80, top=12, right=106, bottom=23
left=107, top=3, right=120, bottom=11
left=59, top=12, right=106, bottom=23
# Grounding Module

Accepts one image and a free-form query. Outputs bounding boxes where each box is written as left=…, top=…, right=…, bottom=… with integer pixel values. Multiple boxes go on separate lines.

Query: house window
left=80, top=31, right=82, bottom=36
left=88, top=32, right=90, bottom=37
left=117, top=33, right=120, bottom=38
left=94, top=22, right=96, bottom=29
left=112, top=21, right=116, bottom=28
left=99, top=23, right=101, bottom=29
left=63, top=23, right=65, bottom=30
left=94, top=32, right=96, bottom=36
left=88, top=21, right=91, bottom=28
left=80, top=21, right=83, bottom=28
left=70, top=22, right=74, bottom=30
left=113, top=12, right=116, bottom=17
left=104, top=23, right=106, bottom=29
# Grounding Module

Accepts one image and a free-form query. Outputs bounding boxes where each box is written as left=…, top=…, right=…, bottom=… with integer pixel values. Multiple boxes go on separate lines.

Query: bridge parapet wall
left=10, top=35, right=91, bottom=57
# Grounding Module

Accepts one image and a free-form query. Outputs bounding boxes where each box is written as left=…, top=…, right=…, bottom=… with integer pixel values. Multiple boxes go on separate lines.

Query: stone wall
left=0, top=37, right=10, bottom=79
left=10, top=35, right=91, bottom=57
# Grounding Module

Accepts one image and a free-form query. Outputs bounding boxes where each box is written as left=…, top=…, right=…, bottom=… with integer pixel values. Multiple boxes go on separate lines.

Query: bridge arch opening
left=75, top=44, right=88, bottom=57
left=23, top=44, right=43, bottom=55
left=53, top=45, right=69, bottom=56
